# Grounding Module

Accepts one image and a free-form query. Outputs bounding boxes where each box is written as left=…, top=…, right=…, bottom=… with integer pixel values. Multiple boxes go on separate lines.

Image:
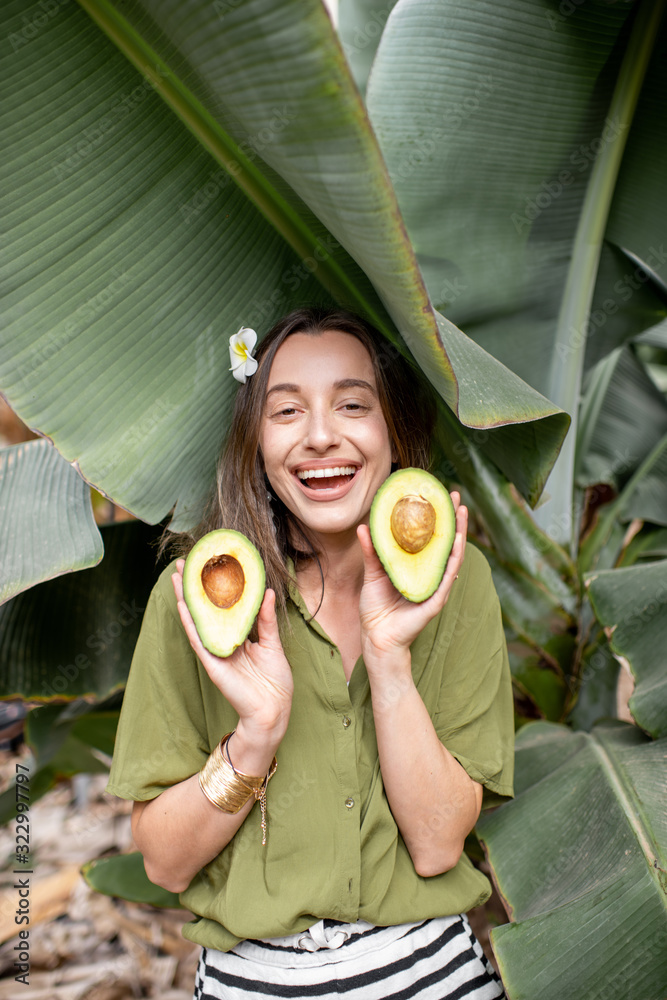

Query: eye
left=270, top=404, right=300, bottom=419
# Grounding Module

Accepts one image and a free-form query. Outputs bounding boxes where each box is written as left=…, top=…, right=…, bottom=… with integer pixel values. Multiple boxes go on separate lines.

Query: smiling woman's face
left=258, top=329, right=394, bottom=542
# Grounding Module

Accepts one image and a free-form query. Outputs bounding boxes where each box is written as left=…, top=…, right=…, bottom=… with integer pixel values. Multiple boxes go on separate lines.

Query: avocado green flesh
left=370, top=469, right=456, bottom=602
left=182, top=529, right=265, bottom=657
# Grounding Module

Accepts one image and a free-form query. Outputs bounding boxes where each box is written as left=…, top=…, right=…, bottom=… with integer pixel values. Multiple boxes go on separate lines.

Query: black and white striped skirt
left=192, top=913, right=505, bottom=999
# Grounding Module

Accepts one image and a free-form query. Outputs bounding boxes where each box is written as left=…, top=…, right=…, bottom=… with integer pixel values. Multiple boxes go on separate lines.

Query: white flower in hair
left=229, top=327, right=258, bottom=383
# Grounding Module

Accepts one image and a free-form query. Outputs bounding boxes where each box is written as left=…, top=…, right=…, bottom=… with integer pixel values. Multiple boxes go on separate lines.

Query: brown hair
left=165, top=308, right=436, bottom=614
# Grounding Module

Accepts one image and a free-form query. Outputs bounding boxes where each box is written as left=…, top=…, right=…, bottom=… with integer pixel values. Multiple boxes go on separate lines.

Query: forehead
left=268, top=330, right=376, bottom=384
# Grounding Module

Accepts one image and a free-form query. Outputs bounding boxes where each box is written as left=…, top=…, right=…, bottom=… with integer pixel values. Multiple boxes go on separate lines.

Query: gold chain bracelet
left=199, top=731, right=277, bottom=845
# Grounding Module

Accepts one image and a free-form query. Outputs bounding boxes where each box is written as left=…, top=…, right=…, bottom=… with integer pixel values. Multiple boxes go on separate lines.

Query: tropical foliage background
left=1, top=0, right=666, bottom=997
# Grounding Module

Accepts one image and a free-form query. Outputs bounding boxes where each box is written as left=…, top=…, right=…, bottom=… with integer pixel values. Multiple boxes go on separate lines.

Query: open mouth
left=296, top=465, right=358, bottom=491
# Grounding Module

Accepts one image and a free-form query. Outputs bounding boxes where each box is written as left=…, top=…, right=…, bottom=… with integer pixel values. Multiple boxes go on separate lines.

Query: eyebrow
left=265, top=378, right=377, bottom=398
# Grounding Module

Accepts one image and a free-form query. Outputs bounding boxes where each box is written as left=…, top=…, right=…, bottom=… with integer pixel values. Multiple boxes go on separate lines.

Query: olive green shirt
left=107, top=543, right=514, bottom=952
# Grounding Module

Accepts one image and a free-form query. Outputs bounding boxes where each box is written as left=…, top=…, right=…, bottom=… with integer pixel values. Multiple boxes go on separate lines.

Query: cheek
left=258, top=421, right=276, bottom=464
left=258, top=425, right=290, bottom=482
left=370, top=419, right=394, bottom=463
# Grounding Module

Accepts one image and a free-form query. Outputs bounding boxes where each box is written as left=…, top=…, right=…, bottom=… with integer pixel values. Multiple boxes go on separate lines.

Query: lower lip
left=293, top=469, right=359, bottom=502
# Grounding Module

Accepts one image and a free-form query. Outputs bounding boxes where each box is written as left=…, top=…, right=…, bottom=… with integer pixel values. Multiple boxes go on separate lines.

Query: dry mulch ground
left=0, top=741, right=507, bottom=999
left=0, top=745, right=199, bottom=999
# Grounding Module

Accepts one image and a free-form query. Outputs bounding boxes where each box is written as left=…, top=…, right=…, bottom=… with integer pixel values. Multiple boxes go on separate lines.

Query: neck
left=295, top=525, right=365, bottom=606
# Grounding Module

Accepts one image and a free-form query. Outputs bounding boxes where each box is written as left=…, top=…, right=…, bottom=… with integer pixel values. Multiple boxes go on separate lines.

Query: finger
left=423, top=505, right=468, bottom=610
left=357, top=523, right=387, bottom=581
left=255, top=588, right=282, bottom=651
left=170, top=566, right=218, bottom=662
left=443, top=505, right=468, bottom=592
left=448, top=504, right=468, bottom=572
left=171, top=560, right=185, bottom=602
left=173, top=590, right=243, bottom=701
left=174, top=588, right=205, bottom=655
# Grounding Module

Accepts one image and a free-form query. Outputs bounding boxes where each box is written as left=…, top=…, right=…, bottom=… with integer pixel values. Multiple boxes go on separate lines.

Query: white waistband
left=257, top=918, right=377, bottom=953
left=220, top=914, right=471, bottom=972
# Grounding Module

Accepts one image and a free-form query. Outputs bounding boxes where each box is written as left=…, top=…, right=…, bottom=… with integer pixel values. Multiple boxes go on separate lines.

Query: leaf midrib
left=591, top=731, right=666, bottom=897
left=75, top=0, right=393, bottom=337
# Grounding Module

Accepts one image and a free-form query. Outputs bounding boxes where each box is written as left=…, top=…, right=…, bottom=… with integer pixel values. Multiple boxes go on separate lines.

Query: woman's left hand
left=357, top=491, right=467, bottom=665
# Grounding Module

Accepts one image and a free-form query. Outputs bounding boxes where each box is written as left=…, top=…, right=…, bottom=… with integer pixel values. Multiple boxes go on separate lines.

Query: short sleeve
left=106, top=562, right=216, bottom=801
left=413, top=544, right=514, bottom=808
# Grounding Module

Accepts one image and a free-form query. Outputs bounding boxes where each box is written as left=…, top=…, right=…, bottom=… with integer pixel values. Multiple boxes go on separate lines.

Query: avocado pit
left=201, top=555, right=245, bottom=609
left=390, top=495, right=436, bottom=554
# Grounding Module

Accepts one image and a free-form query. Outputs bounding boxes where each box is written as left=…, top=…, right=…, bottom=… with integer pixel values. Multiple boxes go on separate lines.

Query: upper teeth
left=297, top=466, right=356, bottom=480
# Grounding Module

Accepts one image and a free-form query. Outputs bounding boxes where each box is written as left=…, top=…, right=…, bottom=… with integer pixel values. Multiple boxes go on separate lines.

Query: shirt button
left=345, top=797, right=355, bottom=809
left=342, top=716, right=351, bottom=728
left=330, top=648, right=335, bottom=658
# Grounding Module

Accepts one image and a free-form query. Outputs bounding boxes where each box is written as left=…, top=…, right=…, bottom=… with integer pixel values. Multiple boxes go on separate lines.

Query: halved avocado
left=182, top=529, right=265, bottom=657
left=369, top=469, right=456, bottom=602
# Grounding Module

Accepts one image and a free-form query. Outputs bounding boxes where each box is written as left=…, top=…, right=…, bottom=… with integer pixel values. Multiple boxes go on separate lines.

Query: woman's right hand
left=171, top=559, right=293, bottom=745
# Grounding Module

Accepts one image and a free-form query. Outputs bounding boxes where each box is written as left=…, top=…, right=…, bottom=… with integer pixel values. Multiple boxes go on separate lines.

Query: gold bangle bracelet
left=198, top=732, right=277, bottom=845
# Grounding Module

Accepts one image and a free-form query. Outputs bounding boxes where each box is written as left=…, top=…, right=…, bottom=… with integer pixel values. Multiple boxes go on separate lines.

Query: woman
left=107, top=308, right=513, bottom=1000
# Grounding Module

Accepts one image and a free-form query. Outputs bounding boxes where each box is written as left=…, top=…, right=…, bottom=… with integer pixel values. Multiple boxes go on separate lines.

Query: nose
left=304, top=404, right=340, bottom=452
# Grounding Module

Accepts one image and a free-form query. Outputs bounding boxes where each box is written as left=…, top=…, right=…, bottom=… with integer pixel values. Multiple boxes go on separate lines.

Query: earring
left=263, top=473, right=275, bottom=501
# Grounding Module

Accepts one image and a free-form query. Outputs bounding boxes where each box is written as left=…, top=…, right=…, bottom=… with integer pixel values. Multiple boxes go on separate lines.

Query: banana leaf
left=0, top=520, right=165, bottom=701
left=0, top=696, right=122, bottom=824
left=0, top=438, right=103, bottom=603
left=82, top=852, right=181, bottom=908
left=0, top=0, right=567, bottom=559
left=587, top=559, right=667, bottom=739
left=366, top=0, right=667, bottom=542
left=576, top=347, right=667, bottom=494
left=567, top=631, right=621, bottom=732
left=477, top=720, right=667, bottom=1000
left=338, top=0, right=399, bottom=98
left=619, top=526, right=667, bottom=565
left=27, top=701, right=120, bottom=767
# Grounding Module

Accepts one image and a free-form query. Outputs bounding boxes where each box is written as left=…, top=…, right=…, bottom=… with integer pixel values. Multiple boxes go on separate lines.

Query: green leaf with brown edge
left=587, top=558, right=667, bottom=738
left=82, top=852, right=182, bottom=909
left=477, top=720, right=667, bottom=1000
